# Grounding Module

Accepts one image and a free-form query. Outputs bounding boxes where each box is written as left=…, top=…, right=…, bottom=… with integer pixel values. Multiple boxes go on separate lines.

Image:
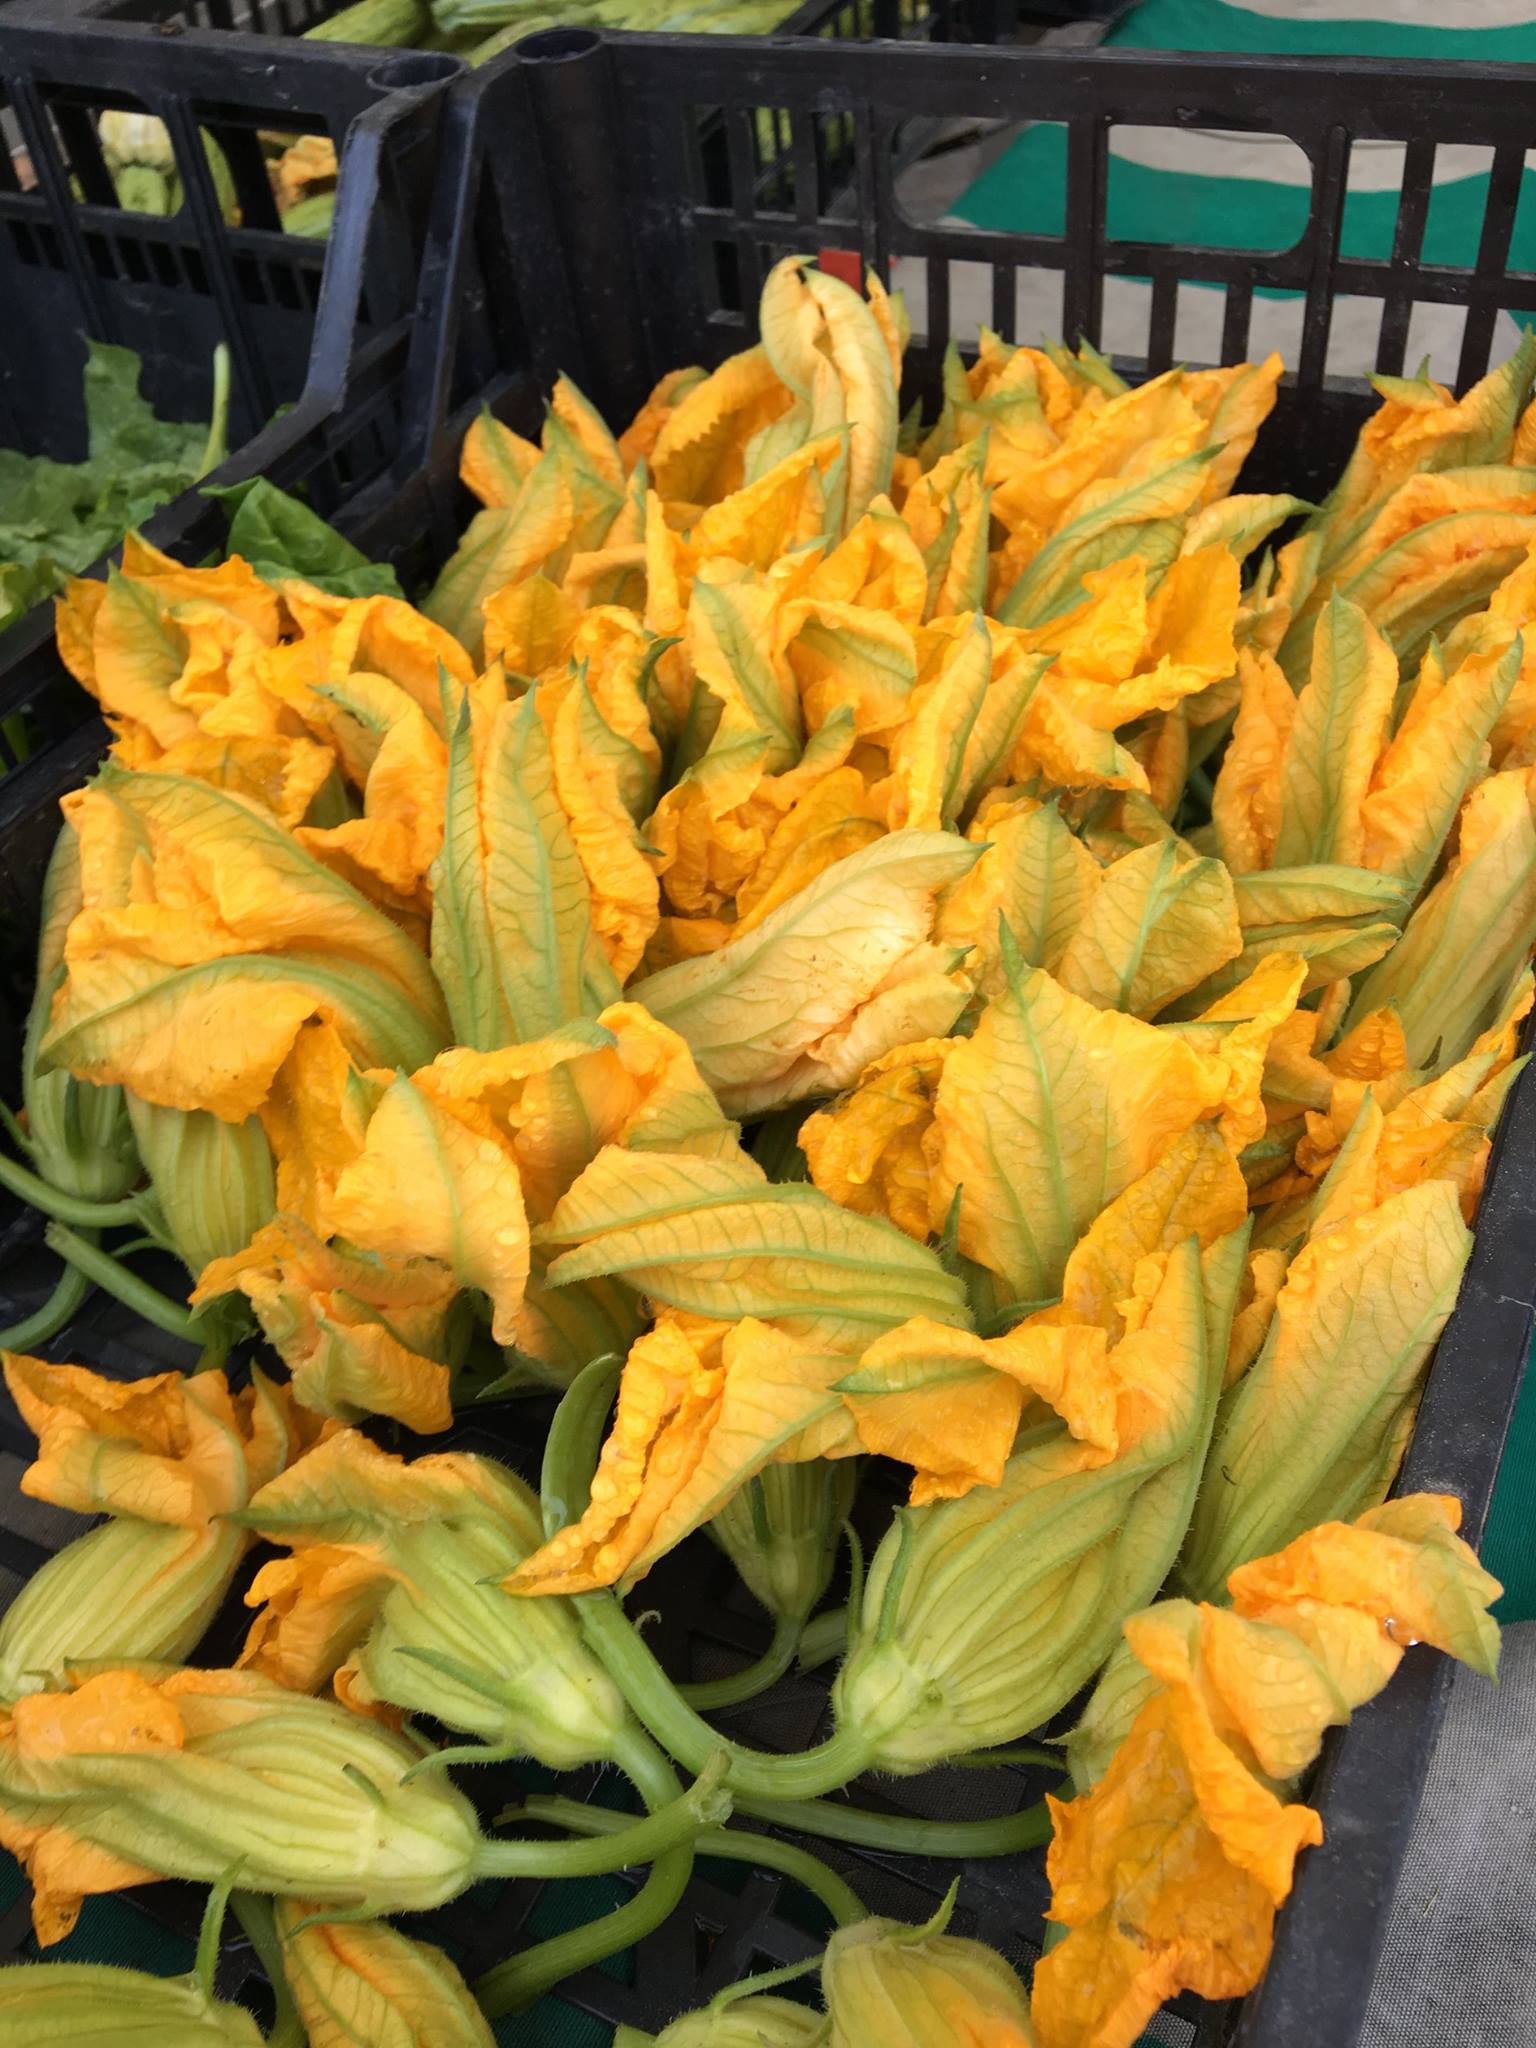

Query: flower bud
left=240, top=1431, right=630, bottom=1769
left=708, top=1462, right=856, bottom=1629
left=273, top=1900, right=494, bottom=2048
left=832, top=1238, right=1219, bottom=1772
left=21, top=825, right=137, bottom=1203
left=127, top=1098, right=276, bottom=1280
left=821, top=1894, right=1035, bottom=2047
left=0, top=1960, right=262, bottom=2046
left=616, top=1999, right=826, bottom=2047
left=0, top=1667, right=483, bottom=1944
left=0, top=1519, right=243, bottom=1706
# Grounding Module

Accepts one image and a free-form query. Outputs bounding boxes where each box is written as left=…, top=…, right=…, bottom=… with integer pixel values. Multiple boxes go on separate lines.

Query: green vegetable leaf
left=216, top=478, right=402, bottom=598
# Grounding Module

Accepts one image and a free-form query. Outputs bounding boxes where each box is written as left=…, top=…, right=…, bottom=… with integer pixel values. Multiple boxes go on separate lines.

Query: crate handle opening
left=519, top=26, right=603, bottom=63
left=366, top=52, right=462, bottom=91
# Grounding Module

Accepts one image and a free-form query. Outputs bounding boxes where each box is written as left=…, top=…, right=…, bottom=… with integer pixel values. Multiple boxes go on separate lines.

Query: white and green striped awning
left=939, top=0, right=1536, bottom=377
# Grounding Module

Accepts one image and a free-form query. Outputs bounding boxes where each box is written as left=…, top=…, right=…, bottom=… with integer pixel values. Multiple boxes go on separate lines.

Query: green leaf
left=216, top=478, right=402, bottom=598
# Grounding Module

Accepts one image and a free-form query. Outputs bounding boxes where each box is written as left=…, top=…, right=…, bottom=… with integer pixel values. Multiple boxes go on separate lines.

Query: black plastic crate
left=4, top=28, right=1536, bottom=2048
left=0, top=5, right=462, bottom=794
left=46, top=0, right=1016, bottom=50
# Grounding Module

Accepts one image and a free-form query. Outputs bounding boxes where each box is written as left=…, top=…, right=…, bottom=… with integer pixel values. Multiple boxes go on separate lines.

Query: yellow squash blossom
left=1032, top=1497, right=1500, bottom=2048
left=274, top=1902, right=495, bottom=2048
left=0, top=1960, right=263, bottom=2045
left=239, top=1431, right=629, bottom=1770
left=0, top=1356, right=326, bottom=1701
left=194, top=1221, right=459, bottom=1433
left=0, top=1666, right=484, bottom=1944
left=633, top=829, right=979, bottom=1116
left=823, top=1890, right=1036, bottom=2048
left=44, top=765, right=447, bottom=1121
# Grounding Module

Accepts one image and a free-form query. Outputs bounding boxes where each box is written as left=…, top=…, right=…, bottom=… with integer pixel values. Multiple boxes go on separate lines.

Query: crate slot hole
left=1107, top=124, right=1314, bottom=260
left=891, top=111, right=1058, bottom=238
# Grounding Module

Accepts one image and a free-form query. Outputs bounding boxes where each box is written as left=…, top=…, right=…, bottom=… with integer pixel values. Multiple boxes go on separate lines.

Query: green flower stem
left=577, top=1593, right=877, bottom=1800
left=0, top=1149, right=141, bottom=1229
left=543, top=1359, right=876, bottom=1802
left=677, top=1608, right=804, bottom=1713
left=950, top=1744, right=1062, bottom=1771
left=0, top=1103, right=34, bottom=1160
left=0, top=1254, right=92, bottom=1349
left=230, top=1893, right=305, bottom=2048
left=474, top=1722, right=694, bottom=2018
left=795, top=1607, right=848, bottom=1674
left=44, top=1222, right=202, bottom=1343
left=735, top=1791, right=1055, bottom=1860
left=476, top=1751, right=729, bottom=1880
left=197, top=343, right=232, bottom=479
left=520, top=1797, right=865, bottom=1929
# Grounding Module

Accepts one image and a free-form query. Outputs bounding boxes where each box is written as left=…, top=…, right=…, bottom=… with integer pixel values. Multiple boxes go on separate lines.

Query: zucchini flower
left=1033, top=1495, right=1500, bottom=2048
left=194, top=1221, right=460, bottom=1435
left=127, top=1098, right=275, bottom=1281
left=1345, top=765, right=1536, bottom=1068
left=1179, top=1110, right=1473, bottom=1600
left=0, top=1666, right=481, bottom=1943
left=821, top=1890, right=1036, bottom=2048
left=0, top=1354, right=324, bottom=1702
left=241, top=1440, right=740, bottom=2016
left=756, top=255, right=900, bottom=536
left=830, top=1233, right=1229, bottom=1773
left=236, top=1429, right=631, bottom=1772
left=632, top=831, right=980, bottom=1116
left=0, top=1663, right=727, bottom=1947
left=621, top=1889, right=1037, bottom=2048
left=429, top=683, right=619, bottom=1051
left=927, top=939, right=1295, bottom=1315
left=273, top=1899, right=494, bottom=2048
left=617, top=2000, right=824, bottom=2047
left=0, top=1961, right=262, bottom=2045
left=41, top=765, right=448, bottom=1124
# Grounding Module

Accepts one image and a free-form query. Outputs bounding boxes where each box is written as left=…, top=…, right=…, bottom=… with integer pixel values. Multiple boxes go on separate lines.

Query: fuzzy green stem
left=193, top=1873, right=236, bottom=1998
left=44, top=1223, right=202, bottom=1342
left=678, top=1608, right=804, bottom=1713
left=0, top=1255, right=92, bottom=1350
left=577, top=1594, right=876, bottom=1799
left=476, top=1752, right=729, bottom=1879
left=0, top=1149, right=141, bottom=1228
left=735, top=1791, right=1054, bottom=1860
left=473, top=1722, right=692, bottom=2018
left=520, top=1798, right=865, bottom=1929
left=796, top=1607, right=848, bottom=1674
left=197, top=344, right=232, bottom=479
left=0, top=1103, right=34, bottom=1160
left=543, top=1360, right=876, bottom=1801
left=231, top=1894, right=305, bottom=2048
left=950, top=1745, right=1062, bottom=1771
